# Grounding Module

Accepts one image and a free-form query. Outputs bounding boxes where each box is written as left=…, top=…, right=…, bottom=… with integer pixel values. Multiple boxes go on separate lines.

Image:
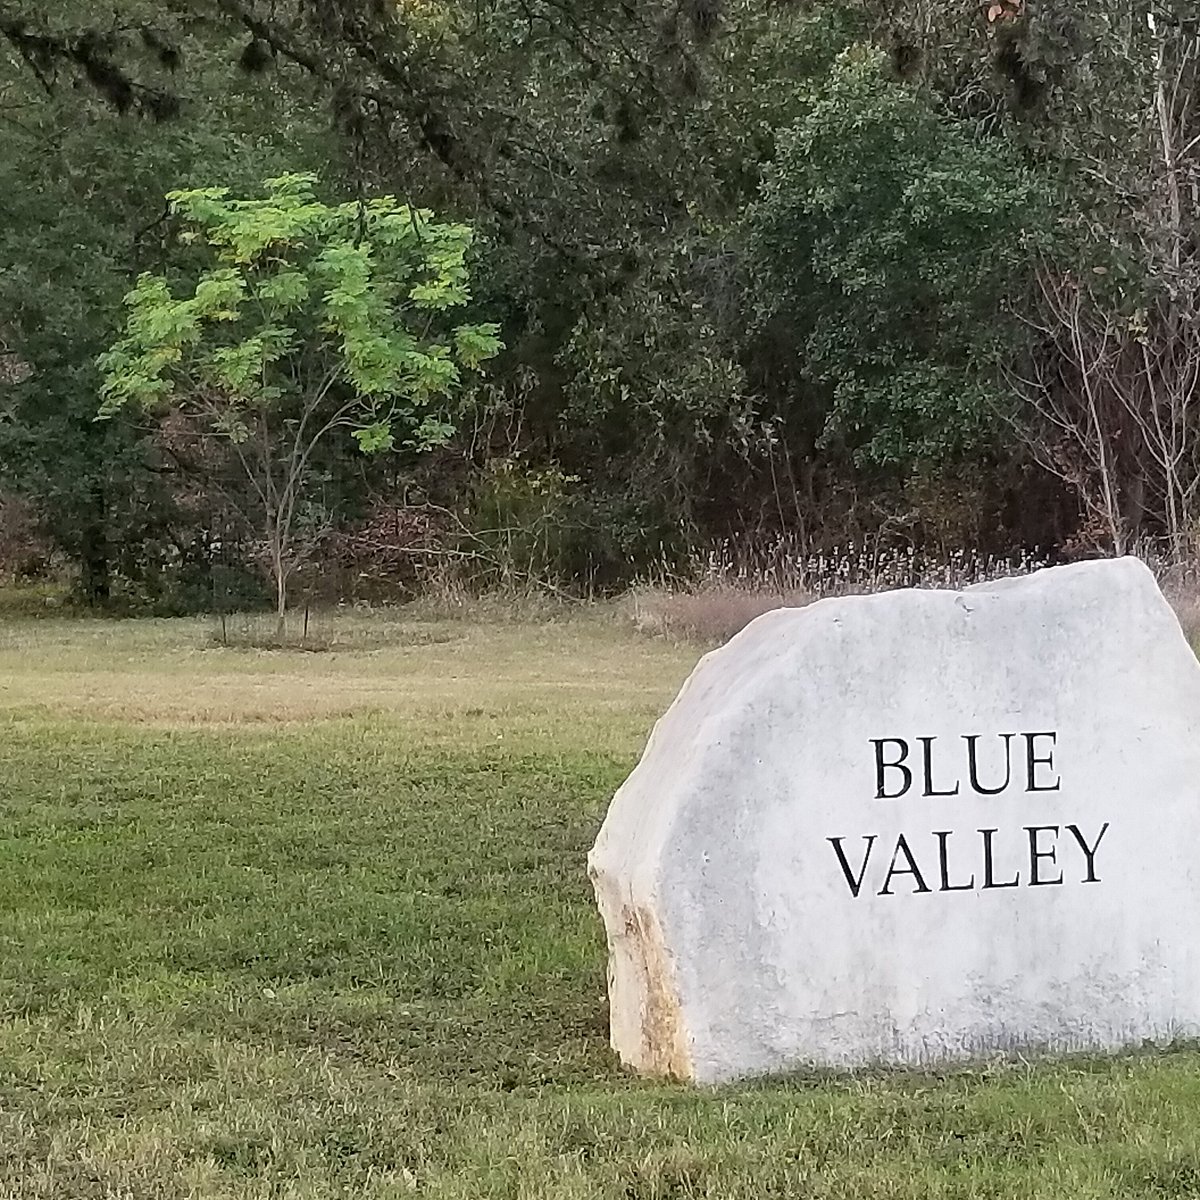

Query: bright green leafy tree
left=98, top=172, right=501, bottom=630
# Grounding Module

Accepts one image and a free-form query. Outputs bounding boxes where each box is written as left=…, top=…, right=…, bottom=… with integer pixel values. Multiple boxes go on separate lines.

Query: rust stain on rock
left=589, top=853, right=693, bottom=1080
left=619, top=903, right=691, bottom=1079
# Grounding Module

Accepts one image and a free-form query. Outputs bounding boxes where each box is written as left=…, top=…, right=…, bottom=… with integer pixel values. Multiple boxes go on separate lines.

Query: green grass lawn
left=1, top=610, right=1199, bottom=1198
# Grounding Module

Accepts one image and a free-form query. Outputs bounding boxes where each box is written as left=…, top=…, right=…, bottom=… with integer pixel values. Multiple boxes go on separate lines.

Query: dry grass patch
left=631, top=554, right=1200, bottom=651
left=0, top=609, right=696, bottom=751
left=627, top=582, right=812, bottom=644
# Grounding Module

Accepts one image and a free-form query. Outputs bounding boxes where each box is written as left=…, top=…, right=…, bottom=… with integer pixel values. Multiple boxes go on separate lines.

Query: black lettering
left=919, top=736, right=960, bottom=797
left=877, top=834, right=932, bottom=895
left=1066, top=822, right=1109, bottom=883
left=980, top=828, right=1020, bottom=888
left=1026, top=825, right=1063, bottom=886
left=828, top=836, right=877, bottom=897
left=1024, top=732, right=1061, bottom=792
left=964, top=733, right=1015, bottom=795
left=934, top=830, right=975, bottom=891
left=872, top=739, right=912, bottom=799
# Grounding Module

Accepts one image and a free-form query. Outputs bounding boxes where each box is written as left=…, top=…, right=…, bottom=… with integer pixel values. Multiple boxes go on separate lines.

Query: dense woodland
left=1, top=0, right=1199, bottom=612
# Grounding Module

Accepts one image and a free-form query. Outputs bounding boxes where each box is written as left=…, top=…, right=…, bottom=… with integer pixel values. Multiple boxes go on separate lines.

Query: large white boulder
left=588, top=558, right=1200, bottom=1083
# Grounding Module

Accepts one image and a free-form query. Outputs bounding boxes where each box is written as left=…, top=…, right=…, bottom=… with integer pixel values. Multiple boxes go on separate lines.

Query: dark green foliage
left=0, top=112, right=177, bottom=604
left=2, top=0, right=1198, bottom=590
left=749, top=48, right=1054, bottom=470
left=0, top=3, right=340, bottom=606
left=0, top=3, right=183, bottom=118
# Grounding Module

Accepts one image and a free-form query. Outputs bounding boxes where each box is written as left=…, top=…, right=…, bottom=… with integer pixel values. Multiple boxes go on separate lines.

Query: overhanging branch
left=0, top=4, right=180, bottom=118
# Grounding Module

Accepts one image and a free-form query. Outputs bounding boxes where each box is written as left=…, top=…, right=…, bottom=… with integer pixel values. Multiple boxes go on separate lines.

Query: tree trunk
left=1120, top=464, right=1146, bottom=550
left=79, top=485, right=110, bottom=607
left=269, top=520, right=287, bottom=639
left=274, top=563, right=287, bottom=639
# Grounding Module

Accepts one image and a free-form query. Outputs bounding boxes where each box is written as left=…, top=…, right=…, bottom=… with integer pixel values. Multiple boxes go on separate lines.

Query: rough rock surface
left=587, top=559, right=1200, bottom=1083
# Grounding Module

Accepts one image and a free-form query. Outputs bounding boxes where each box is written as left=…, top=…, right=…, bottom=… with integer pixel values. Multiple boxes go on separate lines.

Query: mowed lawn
left=0, top=612, right=1199, bottom=1198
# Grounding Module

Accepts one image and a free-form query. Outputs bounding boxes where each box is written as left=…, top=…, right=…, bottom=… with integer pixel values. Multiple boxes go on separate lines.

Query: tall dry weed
left=629, top=541, right=1200, bottom=646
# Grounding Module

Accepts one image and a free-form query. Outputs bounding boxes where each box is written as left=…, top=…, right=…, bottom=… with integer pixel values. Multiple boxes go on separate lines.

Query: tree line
left=1, top=0, right=1199, bottom=611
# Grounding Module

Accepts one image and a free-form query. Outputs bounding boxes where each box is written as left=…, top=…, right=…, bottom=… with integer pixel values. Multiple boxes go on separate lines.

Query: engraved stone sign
left=588, top=559, right=1200, bottom=1083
